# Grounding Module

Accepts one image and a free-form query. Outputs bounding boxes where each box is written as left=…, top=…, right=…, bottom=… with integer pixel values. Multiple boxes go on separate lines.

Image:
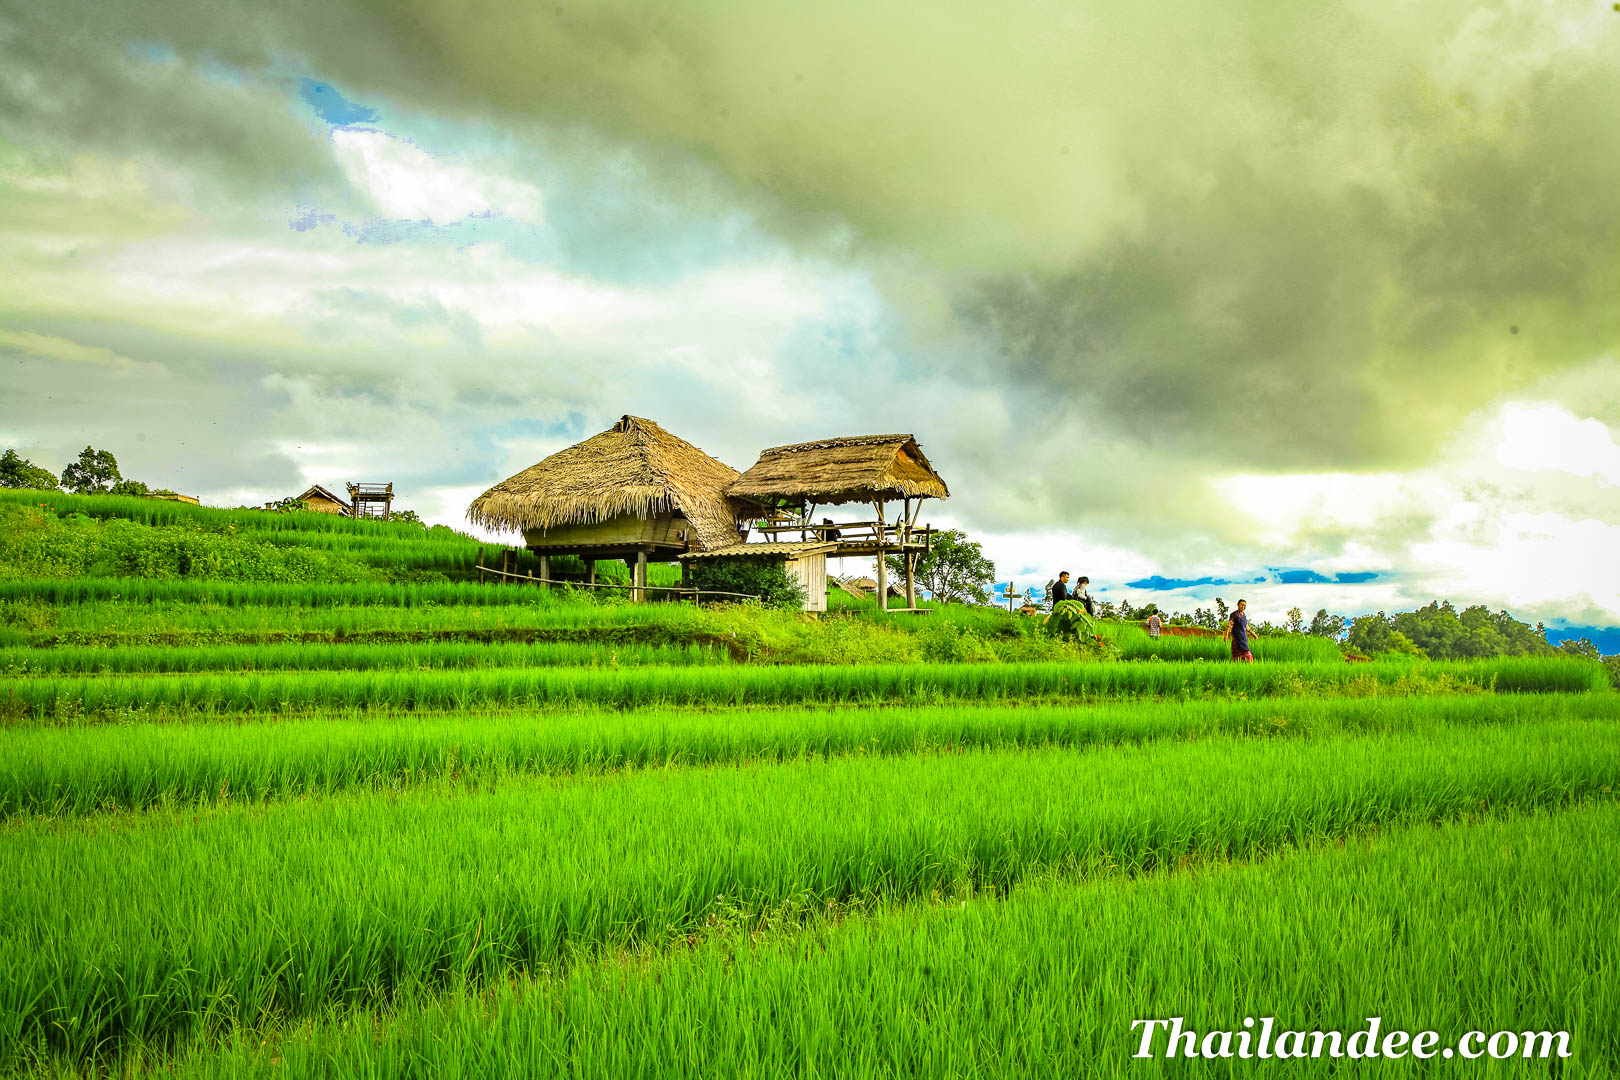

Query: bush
left=689, top=558, right=806, bottom=610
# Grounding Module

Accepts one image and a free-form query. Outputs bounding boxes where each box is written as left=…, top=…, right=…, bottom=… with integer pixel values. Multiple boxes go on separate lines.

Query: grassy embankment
left=1, top=489, right=1615, bottom=1078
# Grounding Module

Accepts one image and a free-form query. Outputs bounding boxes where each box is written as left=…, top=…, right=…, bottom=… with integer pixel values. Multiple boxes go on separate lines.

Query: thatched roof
left=466, top=415, right=742, bottom=551
left=728, top=434, right=949, bottom=506
left=297, top=485, right=350, bottom=508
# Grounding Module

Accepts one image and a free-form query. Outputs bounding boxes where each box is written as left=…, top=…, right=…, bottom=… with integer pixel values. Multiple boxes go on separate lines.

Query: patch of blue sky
left=1271, top=569, right=1331, bottom=584
left=299, top=78, right=378, bottom=126
left=1334, top=571, right=1380, bottom=583
left=1543, top=624, right=1620, bottom=655
left=1124, top=575, right=1233, bottom=590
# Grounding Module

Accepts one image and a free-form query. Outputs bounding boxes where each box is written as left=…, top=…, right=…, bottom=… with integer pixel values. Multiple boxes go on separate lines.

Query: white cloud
left=330, top=128, right=544, bottom=224
left=1495, top=403, right=1620, bottom=486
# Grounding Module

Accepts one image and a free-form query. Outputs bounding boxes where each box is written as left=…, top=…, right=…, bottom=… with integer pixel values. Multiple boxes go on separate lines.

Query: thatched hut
left=727, top=434, right=948, bottom=507
left=728, top=433, right=949, bottom=610
left=467, top=415, right=744, bottom=596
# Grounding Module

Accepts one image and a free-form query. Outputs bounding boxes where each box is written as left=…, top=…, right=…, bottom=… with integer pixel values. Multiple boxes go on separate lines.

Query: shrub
left=689, top=558, right=806, bottom=609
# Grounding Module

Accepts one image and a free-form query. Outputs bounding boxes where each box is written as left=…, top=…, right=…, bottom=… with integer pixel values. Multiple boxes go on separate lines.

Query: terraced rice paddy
left=1, top=572, right=1615, bottom=1078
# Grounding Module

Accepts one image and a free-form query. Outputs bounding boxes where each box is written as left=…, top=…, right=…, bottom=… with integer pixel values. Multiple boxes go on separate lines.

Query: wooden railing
left=753, top=521, right=936, bottom=547
left=475, top=564, right=758, bottom=603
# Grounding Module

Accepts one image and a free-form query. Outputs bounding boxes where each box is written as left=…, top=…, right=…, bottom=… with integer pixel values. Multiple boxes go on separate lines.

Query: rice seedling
left=4, top=655, right=1606, bottom=722
left=1095, top=620, right=1344, bottom=663
left=1, top=694, right=1609, bottom=818
left=1, top=720, right=1613, bottom=1069
left=0, top=638, right=730, bottom=677
left=119, top=805, right=1619, bottom=1080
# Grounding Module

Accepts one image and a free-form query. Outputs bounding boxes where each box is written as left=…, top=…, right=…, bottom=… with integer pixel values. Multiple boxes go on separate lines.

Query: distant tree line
left=1097, top=593, right=1605, bottom=661
left=1, top=446, right=168, bottom=497
left=2, top=445, right=428, bottom=526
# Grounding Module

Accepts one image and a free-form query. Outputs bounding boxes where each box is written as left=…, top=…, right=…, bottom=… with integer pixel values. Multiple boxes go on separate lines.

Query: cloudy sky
left=3, top=0, right=1617, bottom=643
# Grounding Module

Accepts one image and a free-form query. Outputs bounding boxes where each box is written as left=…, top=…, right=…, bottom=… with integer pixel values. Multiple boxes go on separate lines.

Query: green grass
left=1097, top=619, right=1344, bottom=662
left=2, top=694, right=1609, bottom=819
left=6, top=656, right=1606, bottom=721
left=0, top=577, right=619, bottom=609
left=0, top=639, right=732, bottom=677
left=3, top=720, right=1615, bottom=1069
left=114, top=805, right=1619, bottom=1080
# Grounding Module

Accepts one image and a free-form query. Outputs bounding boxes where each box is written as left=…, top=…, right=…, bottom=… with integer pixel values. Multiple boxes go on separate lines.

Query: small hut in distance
left=466, top=415, right=744, bottom=596
left=291, top=484, right=352, bottom=516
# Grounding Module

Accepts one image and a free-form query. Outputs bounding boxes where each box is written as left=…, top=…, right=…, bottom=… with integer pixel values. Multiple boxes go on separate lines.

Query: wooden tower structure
left=347, top=482, right=394, bottom=520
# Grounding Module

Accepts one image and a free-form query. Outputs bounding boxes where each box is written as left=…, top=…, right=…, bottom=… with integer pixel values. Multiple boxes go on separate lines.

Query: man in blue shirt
left=1224, top=598, right=1255, bottom=662
left=1051, top=571, right=1071, bottom=607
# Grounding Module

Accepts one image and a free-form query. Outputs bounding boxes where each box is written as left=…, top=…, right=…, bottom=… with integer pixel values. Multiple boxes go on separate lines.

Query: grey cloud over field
left=1, top=0, right=1617, bottom=625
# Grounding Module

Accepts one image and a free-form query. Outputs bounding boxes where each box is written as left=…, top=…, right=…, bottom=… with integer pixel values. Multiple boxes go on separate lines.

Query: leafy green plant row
left=3, top=721, right=1615, bottom=1069
left=0, top=490, right=463, bottom=539
left=1095, top=619, right=1344, bottom=663
left=0, top=639, right=731, bottom=678
left=0, top=577, right=644, bottom=610
left=3, top=694, right=1609, bottom=819
left=94, top=805, right=1620, bottom=1080
left=6, top=656, right=1607, bottom=722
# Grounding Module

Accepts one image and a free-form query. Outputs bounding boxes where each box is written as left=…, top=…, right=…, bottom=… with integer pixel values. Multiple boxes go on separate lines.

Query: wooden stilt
left=634, top=550, right=648, bottom=602
left=585, top=558, right=596, bottom=585
left=537, top=554, right=550, bottom=588
left=905, top=552, right=917, bottom=608
left=873, top=500, right=887, bottom=614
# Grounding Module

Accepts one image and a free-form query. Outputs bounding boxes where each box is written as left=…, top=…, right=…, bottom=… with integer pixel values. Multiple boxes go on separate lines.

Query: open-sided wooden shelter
left=466, top=415, right=744, bottom=597
left=726, top=434, right=949, bottom=611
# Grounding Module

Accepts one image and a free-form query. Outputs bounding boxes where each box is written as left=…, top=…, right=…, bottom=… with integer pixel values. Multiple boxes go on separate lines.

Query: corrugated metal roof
left=680, top=540, right=838, bottom=560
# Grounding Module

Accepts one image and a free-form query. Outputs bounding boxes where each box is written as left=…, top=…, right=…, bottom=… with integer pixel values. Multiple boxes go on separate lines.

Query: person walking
left=1223, top=598, right=1255, bottom=662
left=1146, top=611, right=1163, bottom=640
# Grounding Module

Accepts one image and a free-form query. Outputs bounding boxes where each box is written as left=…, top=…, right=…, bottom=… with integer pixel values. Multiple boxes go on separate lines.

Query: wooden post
left=634, top=550, right=648, bottom=602
left=585, top=558, right=596, bottom=585
left=476, top=547, right=484, bottom=584
left=537, top=554, right=550, bottom=589
left=905, top=551, right=917, bottom=609
left=873, top=501, right=887, bottom=614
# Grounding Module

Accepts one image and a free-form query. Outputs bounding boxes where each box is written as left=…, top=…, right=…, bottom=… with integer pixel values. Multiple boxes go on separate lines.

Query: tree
left=0, top=449, right=59, bottom=491
left=60, top=446, right=121, bottom=494
left=109, top=479, right=150, bottom=496
left=884, top=529, right=995, bottom=605
left=1308, top=609, right=1346, bottom=639
left=392, top=509, right=425, bottom=526
left=1557, top=637, right=1601, bottom=660
left=1214, top=597, right=1229, bottom=622
left=689, top=557, right=806, bottom=610
left=1346, top=612, right=1393, bottom=655
left=1285, top=606, right=1306, bottom=634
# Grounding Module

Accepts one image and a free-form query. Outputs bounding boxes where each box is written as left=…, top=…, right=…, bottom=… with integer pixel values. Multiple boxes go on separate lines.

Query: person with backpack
left=1146, top=611, right=1163, bottom=640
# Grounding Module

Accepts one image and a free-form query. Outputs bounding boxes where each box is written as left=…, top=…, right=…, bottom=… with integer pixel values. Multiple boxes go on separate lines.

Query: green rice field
left=0, top=503, right=1615, bottom=1077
